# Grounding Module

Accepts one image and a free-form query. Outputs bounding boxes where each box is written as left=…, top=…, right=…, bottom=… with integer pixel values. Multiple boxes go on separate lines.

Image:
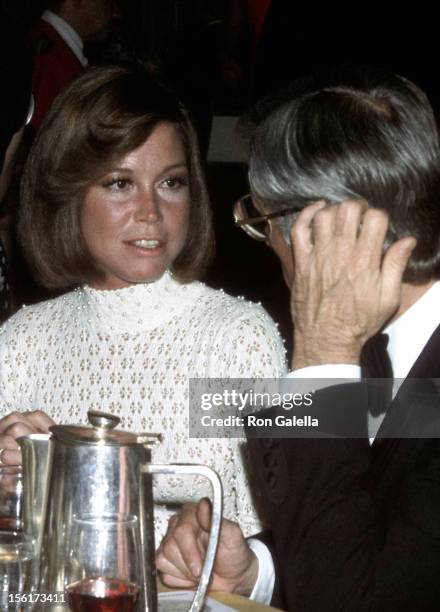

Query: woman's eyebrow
left=104, top=167, right=134, bottom=174
left=161, top=162, right=188, bottom=172
left=105, top=163, right=187, bottom=174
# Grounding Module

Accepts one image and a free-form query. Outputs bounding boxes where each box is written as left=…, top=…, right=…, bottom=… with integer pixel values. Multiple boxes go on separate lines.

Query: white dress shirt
left=41, top=10, right=88, bottom=67
left=249, top=281, right=440, bottom=604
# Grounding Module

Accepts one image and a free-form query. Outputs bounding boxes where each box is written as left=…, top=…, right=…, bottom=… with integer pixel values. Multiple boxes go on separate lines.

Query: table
left=159, top=583, right=282, bottom=611
left=211, top=591, right=282, bottom=611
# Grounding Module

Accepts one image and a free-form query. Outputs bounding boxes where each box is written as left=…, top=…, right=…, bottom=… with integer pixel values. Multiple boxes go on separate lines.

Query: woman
left=0, top=66, right=286, bottom=540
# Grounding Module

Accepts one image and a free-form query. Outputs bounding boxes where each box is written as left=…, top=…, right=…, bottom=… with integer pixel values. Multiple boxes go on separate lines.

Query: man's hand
left=0, top=410, right=54, bottom=465
left=290, top=200, right=417, bottom=369
left=156, top=498, right=259, bottom=595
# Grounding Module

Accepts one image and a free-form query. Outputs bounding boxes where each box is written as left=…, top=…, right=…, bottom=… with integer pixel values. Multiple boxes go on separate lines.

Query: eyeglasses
left=233, top=194, right=302, bottom=241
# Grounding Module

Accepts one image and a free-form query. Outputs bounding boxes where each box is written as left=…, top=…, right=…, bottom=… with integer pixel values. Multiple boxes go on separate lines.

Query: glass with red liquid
left=67, top=576, right=139, bottom=612
left=66, top=514, right=141, bottom=612
left=0, top=466, right=22, bottom=532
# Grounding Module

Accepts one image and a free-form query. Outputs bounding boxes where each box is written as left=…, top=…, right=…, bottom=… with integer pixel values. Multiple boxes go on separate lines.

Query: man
left=156, top=66, right=440, bottom=610
left=29, top=0, right=120, bottom=129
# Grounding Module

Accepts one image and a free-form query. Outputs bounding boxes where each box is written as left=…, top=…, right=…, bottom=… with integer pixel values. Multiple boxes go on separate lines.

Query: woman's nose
left=134, top=191, right=162, bottom=224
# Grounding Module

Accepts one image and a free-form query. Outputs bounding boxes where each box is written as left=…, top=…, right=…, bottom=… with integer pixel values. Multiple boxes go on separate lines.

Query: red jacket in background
left=29, top=19, right=83, bottom=130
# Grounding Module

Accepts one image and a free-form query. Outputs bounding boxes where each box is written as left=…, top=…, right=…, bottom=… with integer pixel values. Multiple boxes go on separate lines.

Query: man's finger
left=159, top=572, right=198, bottom=589
left=381, top=237, right=417, bottom=300
left=291, top=200, right=327, bottom=266
left=156, top=542, right=197, bottom=582
left=174, top=519, right=205, bottom=578
left=195, top=498, right=212, bottom=533
left=357, top=208, right=389, bottom=269
left=312, top=205, right=337, bottom=246
left=160, top=503, right=206, bottom=580
left=335, top=200, right=365, bottom=243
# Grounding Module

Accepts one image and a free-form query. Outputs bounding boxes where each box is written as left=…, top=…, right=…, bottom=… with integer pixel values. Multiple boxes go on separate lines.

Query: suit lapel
left=371, top=323, right=440, bottom=473
left=404, top=322, right=440, bottom=379
left=374, top=321, right=440, bottom=438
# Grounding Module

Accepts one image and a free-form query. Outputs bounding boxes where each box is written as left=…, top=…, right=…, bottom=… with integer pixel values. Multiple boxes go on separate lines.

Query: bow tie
left=360, top=332, right=393, bottom=379
left=360, top=333, right=393, bottom=416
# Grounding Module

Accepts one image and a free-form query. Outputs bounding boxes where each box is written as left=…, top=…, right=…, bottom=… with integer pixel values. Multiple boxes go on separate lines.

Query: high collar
left=78, top=271, right=198, bottom=334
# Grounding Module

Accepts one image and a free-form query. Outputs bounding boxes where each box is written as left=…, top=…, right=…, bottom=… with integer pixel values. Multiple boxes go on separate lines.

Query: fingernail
left=190, top=562, right=201, bottom=578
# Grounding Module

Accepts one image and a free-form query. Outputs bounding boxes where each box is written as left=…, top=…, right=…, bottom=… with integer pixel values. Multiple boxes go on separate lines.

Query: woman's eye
left=103, top=178, right=131, bottom=190
left=115, top=179, right=128, bottom=189
left=161, top=176, right=188, bottom=190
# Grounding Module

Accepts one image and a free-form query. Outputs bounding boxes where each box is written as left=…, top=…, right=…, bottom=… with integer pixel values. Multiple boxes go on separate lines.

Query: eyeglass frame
left=233, top=193, right=302, bottom=241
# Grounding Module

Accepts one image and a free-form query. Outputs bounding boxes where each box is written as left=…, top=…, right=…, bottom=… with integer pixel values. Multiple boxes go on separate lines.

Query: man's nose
left=134, top=191, right=162, bottom=224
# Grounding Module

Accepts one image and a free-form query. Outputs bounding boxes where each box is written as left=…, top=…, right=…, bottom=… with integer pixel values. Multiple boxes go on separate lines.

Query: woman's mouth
left=126, top=239, right=164, bottom=253
left=131, top=239, right=161, bottom=249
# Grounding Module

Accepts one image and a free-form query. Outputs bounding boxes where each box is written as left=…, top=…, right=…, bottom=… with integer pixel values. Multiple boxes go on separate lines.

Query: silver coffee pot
left=18, top=410, right=222, bottom=611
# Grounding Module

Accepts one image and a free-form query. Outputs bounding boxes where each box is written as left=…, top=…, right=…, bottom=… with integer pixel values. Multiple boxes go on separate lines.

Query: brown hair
left=19, top=65, right=214, bottom=288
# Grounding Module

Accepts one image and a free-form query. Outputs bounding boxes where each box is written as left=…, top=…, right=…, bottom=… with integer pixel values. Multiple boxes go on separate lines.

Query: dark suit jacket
left=247, top=325, right=440, bottom=611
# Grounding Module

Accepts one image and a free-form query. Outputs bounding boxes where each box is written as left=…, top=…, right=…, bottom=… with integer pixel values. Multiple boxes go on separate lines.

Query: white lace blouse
left=0, top=272, right=287, bottom=540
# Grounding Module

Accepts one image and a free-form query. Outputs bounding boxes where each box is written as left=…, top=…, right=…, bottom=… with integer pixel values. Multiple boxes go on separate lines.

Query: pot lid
left=50, top=411, right=162, bottom=447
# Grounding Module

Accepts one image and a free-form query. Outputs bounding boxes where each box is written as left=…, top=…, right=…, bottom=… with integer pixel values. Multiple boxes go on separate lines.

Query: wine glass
left=66, top=513, right=142, bottom=612
left=0, top=531, right=37, bottom=612
left=0, top=466, right=23, bottom=531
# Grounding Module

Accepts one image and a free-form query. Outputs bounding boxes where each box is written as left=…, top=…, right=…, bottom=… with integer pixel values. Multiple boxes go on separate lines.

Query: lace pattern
left=0, top=273, right=287, bottom=540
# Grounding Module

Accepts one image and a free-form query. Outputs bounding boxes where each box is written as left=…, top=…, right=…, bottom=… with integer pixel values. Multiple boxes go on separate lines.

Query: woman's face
left=81, top=122, right=190, bottom=290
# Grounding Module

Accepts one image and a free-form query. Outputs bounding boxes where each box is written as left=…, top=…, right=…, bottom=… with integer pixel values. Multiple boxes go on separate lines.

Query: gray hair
left=249, top=99, right=361, bottom=242
left=245, top=66, right=440, bottom=283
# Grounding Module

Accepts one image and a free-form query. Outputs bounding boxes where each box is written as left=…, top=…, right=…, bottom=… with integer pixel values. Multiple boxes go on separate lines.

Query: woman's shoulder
left=190, top=283, right=287, bottom=376
left=193, top=281, right=286, bottom=352
left=190, top=281, right=276, bottom=323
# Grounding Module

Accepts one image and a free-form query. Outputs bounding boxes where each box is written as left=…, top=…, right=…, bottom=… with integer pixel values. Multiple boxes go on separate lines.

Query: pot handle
left=142, top=463, right=223, bottom=612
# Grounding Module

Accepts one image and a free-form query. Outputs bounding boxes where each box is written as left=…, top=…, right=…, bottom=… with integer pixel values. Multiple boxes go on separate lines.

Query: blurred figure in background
left=29, top=0, right=120, bottom=129
left=222, top=0, right=271, bottom=99
left=0, top=12, right=32, bottom=322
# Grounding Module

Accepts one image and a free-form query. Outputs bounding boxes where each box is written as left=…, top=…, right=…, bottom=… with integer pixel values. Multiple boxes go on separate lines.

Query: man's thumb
left=196, top=497, right=212, bottom=532
left=382, top=236, right=416, bottom=290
